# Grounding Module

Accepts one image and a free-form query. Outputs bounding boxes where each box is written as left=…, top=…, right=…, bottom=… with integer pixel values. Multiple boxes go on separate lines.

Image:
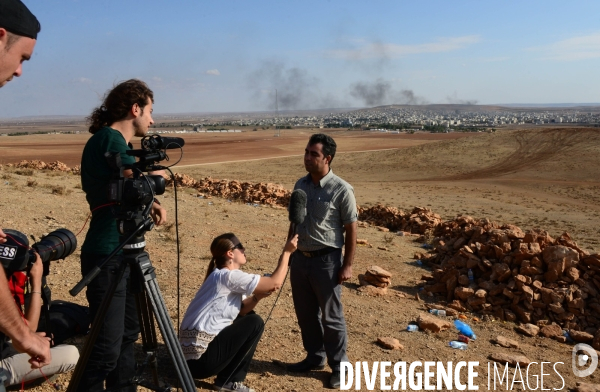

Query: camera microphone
left=288, top=189, right=307, bottom=234
left=141, top=135, right=185, bottom=150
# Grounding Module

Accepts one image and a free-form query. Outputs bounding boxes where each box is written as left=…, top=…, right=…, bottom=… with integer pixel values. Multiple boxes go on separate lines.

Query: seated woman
left=0, top=254, right=79, bottom=387
left=180, top=233, right=297, bottom=392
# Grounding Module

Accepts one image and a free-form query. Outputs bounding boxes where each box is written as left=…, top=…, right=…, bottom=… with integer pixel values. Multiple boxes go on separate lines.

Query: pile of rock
left=419, top=215, right=600, bottom=348
left=4, top=160, right=79, bottom=173
left=166, top=173, right=291, bottom=207
left=357, top=205, right=442, bottom=234
left=358, top=266, right=392, bottom=296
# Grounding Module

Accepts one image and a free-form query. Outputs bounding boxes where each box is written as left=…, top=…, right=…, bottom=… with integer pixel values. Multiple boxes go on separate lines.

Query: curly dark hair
left=87, top=79, right=154, bottom=134
left=308, top=133, right=337, bottom=164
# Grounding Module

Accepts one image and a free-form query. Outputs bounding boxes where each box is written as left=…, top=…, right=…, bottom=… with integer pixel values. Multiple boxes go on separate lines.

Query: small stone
left=489, top=352, right=531, bottom=367
left=493, top=336, right=520, bottom=349
left=377, top=337, right=403, bottom=350
left=367, top=265, right=392, bottom=278
left=357, top=285, right=387, bottom=297
left=516, top=323, right=540, bottom=337
left=417, top=313, right=452, bottom=333
left=569, top=330, right=594, bottom=343
left=539, top=324, right=563, bottom=338
left=576, top=382, right=600, bottom=392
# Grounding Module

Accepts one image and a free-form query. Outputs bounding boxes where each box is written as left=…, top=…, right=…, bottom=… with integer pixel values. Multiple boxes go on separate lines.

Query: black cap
left=0, top=0, right=40, bottom=40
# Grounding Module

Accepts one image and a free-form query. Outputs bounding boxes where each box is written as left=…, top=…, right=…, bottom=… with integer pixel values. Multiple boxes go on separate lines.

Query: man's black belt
left=299, top=247, right=337, bottom=258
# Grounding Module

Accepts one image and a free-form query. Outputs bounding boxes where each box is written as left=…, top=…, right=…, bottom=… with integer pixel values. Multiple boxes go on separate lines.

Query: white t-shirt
left=179, top=268, right=260, bottom=360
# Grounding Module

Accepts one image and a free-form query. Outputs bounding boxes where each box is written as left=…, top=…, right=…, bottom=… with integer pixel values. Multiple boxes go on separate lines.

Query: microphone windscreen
left=289, top=189, right=307, bottom=225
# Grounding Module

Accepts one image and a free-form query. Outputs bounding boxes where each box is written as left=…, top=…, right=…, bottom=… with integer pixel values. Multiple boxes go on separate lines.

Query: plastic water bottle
left=563, top=330, right=574, bottom=343
left=407, top=325, right=419, bottom=332
left=429, top=309, right=446, bottom=317
left=449, top=341, right=468, bottom=350
left=467, top=269, right=474, bottom=283
left=454, top=320, right=476, bottom=340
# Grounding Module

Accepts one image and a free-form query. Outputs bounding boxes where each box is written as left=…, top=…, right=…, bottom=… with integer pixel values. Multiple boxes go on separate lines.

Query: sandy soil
left=1, top=127, right=599, bottom=391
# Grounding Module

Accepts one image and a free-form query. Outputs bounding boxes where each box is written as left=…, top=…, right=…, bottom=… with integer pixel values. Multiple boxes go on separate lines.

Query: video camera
left=0, top=228, right=77, bottom=274
left=106, top=134, right=184, bottom=233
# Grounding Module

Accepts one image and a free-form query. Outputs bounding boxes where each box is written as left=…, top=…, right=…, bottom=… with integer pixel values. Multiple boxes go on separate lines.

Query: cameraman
left=78, top=79, right=166, bottom=392
left=0, top=0, right=51, bottom=371
left=1, top=253, right=79, bottom=386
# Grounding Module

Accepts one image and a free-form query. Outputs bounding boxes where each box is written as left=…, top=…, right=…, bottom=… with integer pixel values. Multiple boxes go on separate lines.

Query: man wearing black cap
left=0, top=0, right=51, bottom=376
left=0, top=0, right=40, bottom=87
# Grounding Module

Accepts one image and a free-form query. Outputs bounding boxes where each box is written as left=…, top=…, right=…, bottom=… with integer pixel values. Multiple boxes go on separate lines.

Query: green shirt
left=80, top=127, right=135, bottom=254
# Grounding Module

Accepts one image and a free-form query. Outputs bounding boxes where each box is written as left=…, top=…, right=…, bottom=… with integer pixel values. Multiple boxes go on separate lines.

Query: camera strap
left=7, top=271, right=27, bottom=308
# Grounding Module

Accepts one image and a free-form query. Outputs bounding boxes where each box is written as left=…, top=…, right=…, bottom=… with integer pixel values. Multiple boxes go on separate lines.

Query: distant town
left=1, top=104, right=600, bottom=136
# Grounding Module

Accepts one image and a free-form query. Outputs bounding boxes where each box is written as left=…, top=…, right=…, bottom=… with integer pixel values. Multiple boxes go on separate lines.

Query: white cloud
left=152, top=76, right=163, bottom=82
left=324, top=35, right=481, bottom=60
left=530, top=32, right=600, bottom=61
left=74, top=77, right=92, bottom=83
left=206, top=69, right=220, bottom=76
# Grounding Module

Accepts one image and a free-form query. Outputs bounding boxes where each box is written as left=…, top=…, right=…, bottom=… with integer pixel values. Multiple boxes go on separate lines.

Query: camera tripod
left=66, top=217, right=195, bottom=392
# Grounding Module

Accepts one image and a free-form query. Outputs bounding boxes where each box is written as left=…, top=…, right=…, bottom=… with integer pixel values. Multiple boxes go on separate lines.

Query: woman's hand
left=28, top=253, right=43, bottom=285
left=254, top=291, right=273, bottom=300
left=283, top=234, right=298, bottom=254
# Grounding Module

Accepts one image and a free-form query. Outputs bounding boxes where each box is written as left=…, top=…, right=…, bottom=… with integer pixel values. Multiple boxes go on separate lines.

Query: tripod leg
left=135, top=290, right=160, bottom=386
left=66, top=262, right=127, bottom=392
left=140, top=271, right=196, bottom=392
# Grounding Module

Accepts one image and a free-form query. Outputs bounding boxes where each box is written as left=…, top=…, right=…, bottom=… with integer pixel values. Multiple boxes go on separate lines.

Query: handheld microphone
left=141, top=135, right=185, bottom=150
left=289, top=189, right=307, bottom=234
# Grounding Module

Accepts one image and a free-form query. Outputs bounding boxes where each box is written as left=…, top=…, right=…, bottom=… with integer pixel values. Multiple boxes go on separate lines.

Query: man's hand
left=150, top=202, right=167, bottom=226
left=12, top=331, right=51, bottom=369
left=0, top=228, right=6, bottom=244
left=338, top=264, right=352, bottom=285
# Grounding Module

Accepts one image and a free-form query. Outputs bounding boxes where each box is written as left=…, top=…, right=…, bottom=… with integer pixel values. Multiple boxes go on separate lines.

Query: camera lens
left=33, top=228, right=77, bottom=264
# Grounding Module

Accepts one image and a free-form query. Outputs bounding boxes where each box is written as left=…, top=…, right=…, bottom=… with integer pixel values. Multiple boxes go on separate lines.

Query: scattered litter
left=454, top=320, right=476, bottom=340
left=458, top=334, right=471, bottom=343
left=562, top=330, right=574, bottom=343
left=429, top=309, right=446, bottom=317
left=458, top=314, right=468, bottom=320
left=407, top=325, right=419, bottom=332
left=420, top=243, right=433, bottom=249
left=208, top=202, right=214, bottom=205
left=449, top=341, right=468, bottom=350
left=197, top=195, right=204, bottom=199
left=468, top=268, right=474, bottom=283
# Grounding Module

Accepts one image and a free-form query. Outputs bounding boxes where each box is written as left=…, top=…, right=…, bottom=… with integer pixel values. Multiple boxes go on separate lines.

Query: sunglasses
left=233, top=243, right=245, bottom=254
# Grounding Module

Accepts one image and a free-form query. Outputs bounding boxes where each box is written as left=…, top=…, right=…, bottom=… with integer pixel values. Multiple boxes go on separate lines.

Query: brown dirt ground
left=1, top=127, right=599, bottom=391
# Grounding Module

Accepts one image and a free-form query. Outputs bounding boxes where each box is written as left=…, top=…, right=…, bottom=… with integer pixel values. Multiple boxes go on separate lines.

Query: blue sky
left=1, top=0, right=600, bottom=117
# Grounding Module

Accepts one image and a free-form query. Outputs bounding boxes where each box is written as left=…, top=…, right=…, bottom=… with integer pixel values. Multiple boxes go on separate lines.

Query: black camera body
left=106, top=134, right=183, bottom=234
left=0, top=229, right=77, bottom=274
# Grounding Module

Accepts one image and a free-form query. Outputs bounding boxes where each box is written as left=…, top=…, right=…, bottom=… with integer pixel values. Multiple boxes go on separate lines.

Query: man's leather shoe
left=287, top=359, right=325, bottom=372
left=329, top=371, right=341, bottom=389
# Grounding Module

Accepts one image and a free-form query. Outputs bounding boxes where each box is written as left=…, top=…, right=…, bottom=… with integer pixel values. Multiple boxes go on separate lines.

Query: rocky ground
left=1, top=127, right=600, bottom=391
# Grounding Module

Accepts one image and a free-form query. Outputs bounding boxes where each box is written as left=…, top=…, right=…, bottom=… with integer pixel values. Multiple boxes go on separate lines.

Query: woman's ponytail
left=204, top=257, right=217, bottom=282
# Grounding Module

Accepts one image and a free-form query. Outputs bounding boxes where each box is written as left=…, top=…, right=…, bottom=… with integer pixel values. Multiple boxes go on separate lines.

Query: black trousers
left=79, top=252, right=140, bottom=392
left=186, top=313, right=264, bottom=384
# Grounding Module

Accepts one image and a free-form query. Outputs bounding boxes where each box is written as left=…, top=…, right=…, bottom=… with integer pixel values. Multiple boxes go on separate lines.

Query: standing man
left=287, top=133, right=357, bottom=389
left=78, top=79, right=167, bottom=392
left=0, top=0, right=51, bottom=371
